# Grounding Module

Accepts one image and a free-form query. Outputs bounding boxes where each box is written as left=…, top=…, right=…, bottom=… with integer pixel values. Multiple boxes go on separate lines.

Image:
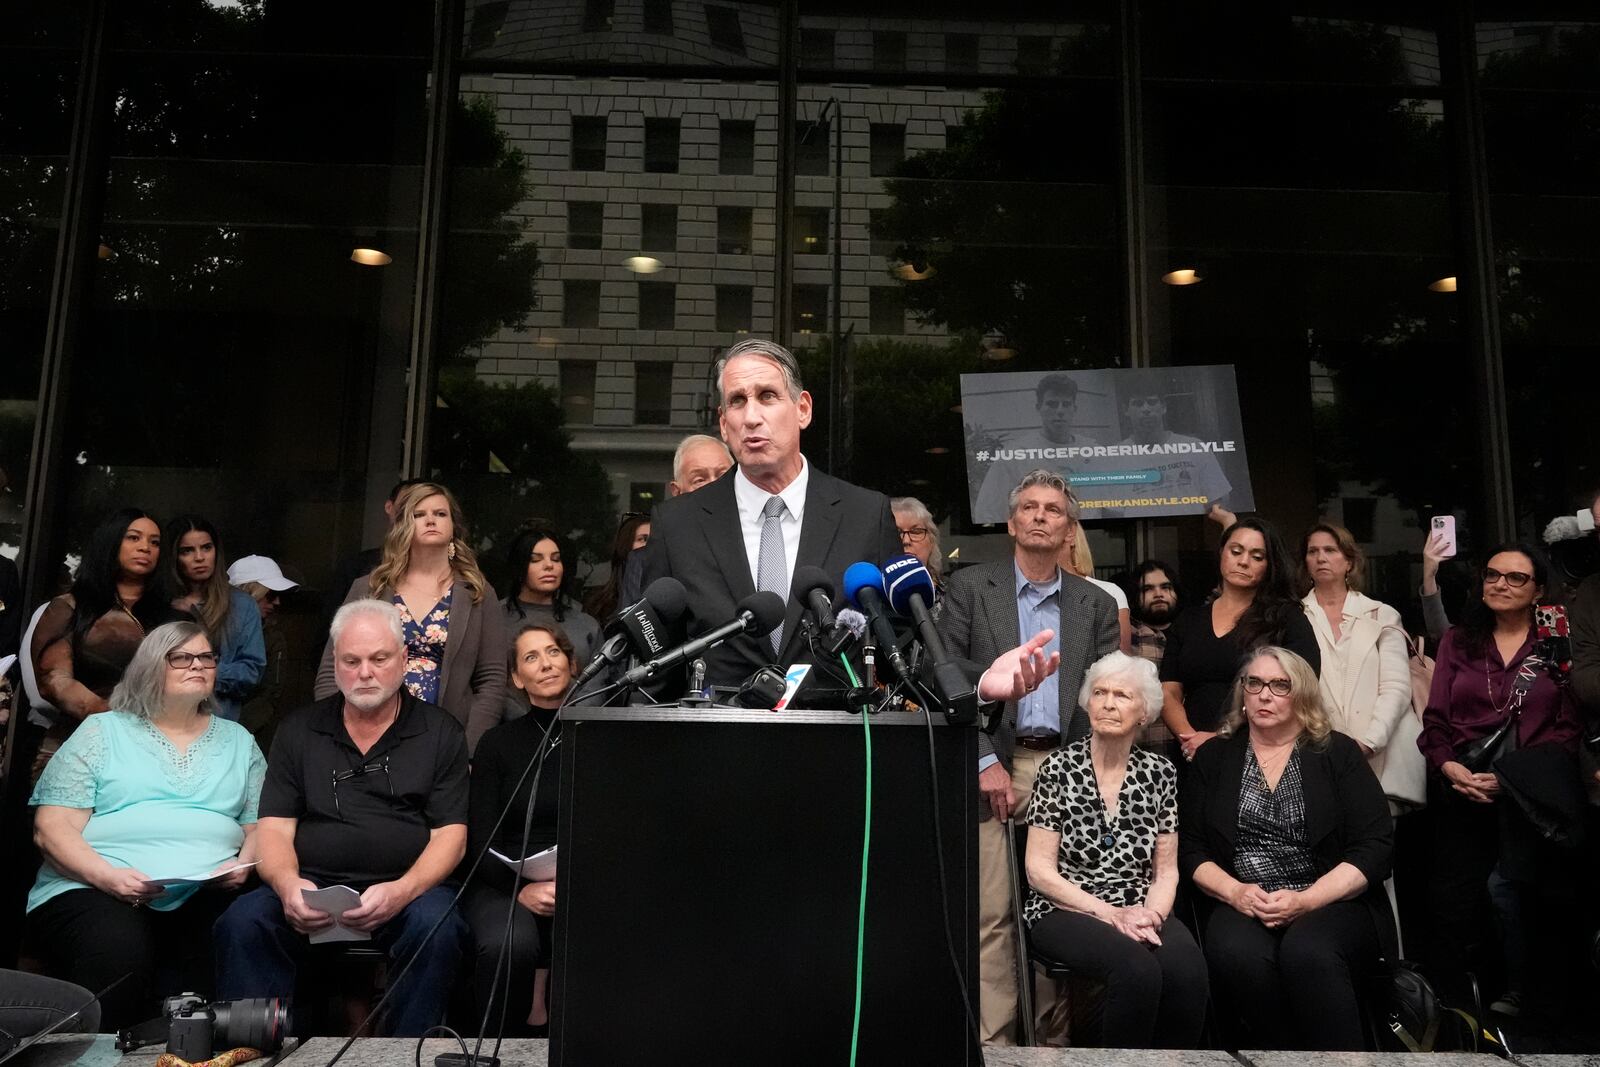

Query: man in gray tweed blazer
left=937, top=468, right=1119, bottom=1044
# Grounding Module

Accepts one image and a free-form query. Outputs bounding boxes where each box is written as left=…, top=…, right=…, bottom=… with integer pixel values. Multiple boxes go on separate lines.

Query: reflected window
left=796, top=120, right=828, bottom=176
left=704, top=5, right=745, bottom=55
left=641, top=203, right=677, bottom=253
left=801, top=28, right=834, bottom=69
left=568, top=201, right=604, bottom=250
left=560, top=361, right=598, bottom=424
left=874, top=31, right=907, bottom=72
left=1016, top=36, right=1052, bottom=75
left=468, top=2, right=510, bottom=50
left=869, top=288, right=905, bottom=335
left=716, top=285, right=753, bottom=332
left=719, top=119, right=755, bottom=174
left=946, top=33, right=978, bottom=74
left=571, top=116, right=607, bottom=171
left=870, top=123, right=905, bottom=177
left=563, top=280, right=602, bottom=328
left=583, top=0, right=614, bottom=33
left=717, top=206, right=752, bottom=254
left=868, top=209, right=895, bottom=258
left=644, top=117, right=680, bottom=174
left=635, top=362, right=674, bottom=424
left=642, top=0, right=673, bottom=36
left=638, top=283, right=675, bottom=330
left=792, top=285, right=826, bottom=335
left=792, top=207, right=828, bottom=255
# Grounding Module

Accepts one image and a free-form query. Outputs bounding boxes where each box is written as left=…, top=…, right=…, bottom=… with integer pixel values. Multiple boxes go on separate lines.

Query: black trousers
left=1204, top=899, right=1379, bottom=1051
left=462, top=883, right=550, bottom=1037
left=25, top=887, right=231, bottom=1031
left=1415, top=782, right=1502, bottom=1003
left=1029, top=908, right=1209, bottom=1048
left=0, top=968, right=100, bottom=1045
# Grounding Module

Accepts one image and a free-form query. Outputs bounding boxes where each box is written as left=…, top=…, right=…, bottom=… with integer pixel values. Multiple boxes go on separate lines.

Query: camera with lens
left=117, top=993, right=291, bottom=1060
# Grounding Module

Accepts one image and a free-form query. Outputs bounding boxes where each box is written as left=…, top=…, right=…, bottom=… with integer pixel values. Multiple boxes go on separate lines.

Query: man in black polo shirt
left=214, top=599, right=470, bottom=1036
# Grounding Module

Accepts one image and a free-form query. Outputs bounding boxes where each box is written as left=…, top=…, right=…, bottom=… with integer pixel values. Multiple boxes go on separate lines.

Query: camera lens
left=211, top=998, right=291, bottom=1052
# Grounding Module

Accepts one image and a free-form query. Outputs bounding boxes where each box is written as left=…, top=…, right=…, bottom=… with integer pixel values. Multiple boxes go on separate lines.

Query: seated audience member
left=1061, top=521, right=1133, bottom=653
left=29, top=508, right=182, bottom=776
left=465, top=624, right=572, bottom=1033
left=1161, top=518, right=1320, bottom=763
left=584, top=513, right=650, bottom=624
left=164, top=515, right=265, bottom=723
left=1025, top=651, right=1207, bottom=1048
left=1417, top=542, right=1582, bottom=1024
left=1180, top=646, right=1394, bottom=1051
left=0, top=970, right=102, bottom=1045
left=228, top=555, right=300, bottom=754
left=502, top=522, right=601, bottom=671
left=216, top=599, right=470, bottom=1037
left=25, top=623, right=263, bottom=1029
left=318, top=481, right=505, bottom=754
left=891, top=496, right=945, bottom=595
left=1300, top=523, right=1423, bottom=810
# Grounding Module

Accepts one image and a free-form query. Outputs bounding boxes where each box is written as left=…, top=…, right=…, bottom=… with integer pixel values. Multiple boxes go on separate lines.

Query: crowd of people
left=0, top=335, right=1597, bottom=1054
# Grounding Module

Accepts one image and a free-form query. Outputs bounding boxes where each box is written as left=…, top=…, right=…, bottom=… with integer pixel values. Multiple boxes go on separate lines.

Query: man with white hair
left=669, top=433, right=734, bottom=497
left=213, top=599, right=470, bottom=1036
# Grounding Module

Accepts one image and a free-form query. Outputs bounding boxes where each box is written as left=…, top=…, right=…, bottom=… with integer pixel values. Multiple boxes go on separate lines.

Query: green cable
left=839, top=653, right=870, bottom=1067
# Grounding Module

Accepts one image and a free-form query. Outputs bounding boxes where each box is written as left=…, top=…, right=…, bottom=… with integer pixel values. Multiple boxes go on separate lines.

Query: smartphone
left=1430, top=515, right=1457, bottom=558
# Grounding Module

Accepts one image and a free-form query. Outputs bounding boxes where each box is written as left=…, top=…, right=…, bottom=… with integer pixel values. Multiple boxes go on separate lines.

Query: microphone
left=884, top=554, right=977, bottom=724
left=792, top=565, right=854, bottom=656
left=836, top=608, right=867, bottom=642
left=621, top=591, right=786, bottom=686
left=842, top=561, right=910, bottom=681
left=570, top=577, right=689, bottom=692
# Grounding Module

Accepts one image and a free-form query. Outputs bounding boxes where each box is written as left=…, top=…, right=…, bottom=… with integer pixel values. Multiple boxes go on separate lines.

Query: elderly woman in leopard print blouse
left=1024, top=651, right=1209, bottom=1048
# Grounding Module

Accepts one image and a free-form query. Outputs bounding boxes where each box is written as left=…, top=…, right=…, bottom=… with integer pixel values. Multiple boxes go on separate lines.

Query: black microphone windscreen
left=738, top=590, right=787, bottom=636
left=642, top=576, right=689, bottom=621
left=790, top=565, right=836, bottom=603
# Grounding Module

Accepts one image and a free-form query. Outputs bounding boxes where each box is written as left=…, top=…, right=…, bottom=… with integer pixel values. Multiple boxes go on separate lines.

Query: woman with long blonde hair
left=1179, top=646, right=1394, bottom=1050
left=316, top=482, right=506, bottom=752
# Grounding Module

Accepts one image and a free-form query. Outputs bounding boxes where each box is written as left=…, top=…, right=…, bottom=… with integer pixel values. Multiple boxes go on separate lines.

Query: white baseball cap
left=228, top=555, right=299, bottom=592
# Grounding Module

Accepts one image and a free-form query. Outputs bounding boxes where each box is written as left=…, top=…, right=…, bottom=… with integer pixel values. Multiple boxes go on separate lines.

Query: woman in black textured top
left=465, top=623, right=572, bottom=1034
left=1179, top=647, right=1394, bottom=1051
left=1159, top=518, right=1320, bottom=762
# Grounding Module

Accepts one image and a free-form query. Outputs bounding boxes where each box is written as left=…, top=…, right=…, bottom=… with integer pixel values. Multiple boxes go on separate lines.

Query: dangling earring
left=448, top=542, right=457, bottom=561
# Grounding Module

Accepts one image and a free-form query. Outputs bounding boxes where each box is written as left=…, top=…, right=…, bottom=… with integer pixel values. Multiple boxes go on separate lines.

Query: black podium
left=550, top=705, right=980, bottom=1067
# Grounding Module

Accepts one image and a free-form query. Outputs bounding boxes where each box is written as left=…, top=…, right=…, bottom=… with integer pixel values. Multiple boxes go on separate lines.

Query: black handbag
left=1381, top=962, right=1510, bottom=1056
left=1456, top=657, right=1540, bottom=773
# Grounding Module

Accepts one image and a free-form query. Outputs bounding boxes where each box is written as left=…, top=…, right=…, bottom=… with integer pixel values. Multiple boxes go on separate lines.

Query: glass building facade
left=4, top=0, right=1599, bottom=739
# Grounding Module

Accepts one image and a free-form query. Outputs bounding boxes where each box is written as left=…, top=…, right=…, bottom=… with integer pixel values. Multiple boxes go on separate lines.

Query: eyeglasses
left=897, top=526, right=930, bottom=543
left=166, top=651, right=220, bottom=669
left=331, top=755, right=394, bottom=819
left=1242, top=676, right=1292, bottom=697
left=1482, top=568, right=1532, bottom=588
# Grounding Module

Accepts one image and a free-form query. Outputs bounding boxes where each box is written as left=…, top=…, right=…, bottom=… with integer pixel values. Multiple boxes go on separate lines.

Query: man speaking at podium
left=641, top=339, right=902, bottom=692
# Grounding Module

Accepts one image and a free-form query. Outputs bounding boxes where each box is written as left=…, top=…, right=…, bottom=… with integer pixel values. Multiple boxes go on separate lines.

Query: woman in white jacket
left=1299, top=523, right=1425, bottom=811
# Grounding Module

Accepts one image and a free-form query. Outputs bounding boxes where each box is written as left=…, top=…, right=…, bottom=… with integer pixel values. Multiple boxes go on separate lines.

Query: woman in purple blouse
left=1417, top=541, right=1581, bottom=1028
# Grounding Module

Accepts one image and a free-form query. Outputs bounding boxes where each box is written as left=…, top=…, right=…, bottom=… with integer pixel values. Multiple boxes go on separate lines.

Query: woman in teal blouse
left=26, top=622, right=265, bottom=1030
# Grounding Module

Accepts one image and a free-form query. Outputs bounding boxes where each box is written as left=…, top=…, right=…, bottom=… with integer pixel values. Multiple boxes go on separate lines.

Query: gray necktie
left=757, top=495, right=788, bottom=656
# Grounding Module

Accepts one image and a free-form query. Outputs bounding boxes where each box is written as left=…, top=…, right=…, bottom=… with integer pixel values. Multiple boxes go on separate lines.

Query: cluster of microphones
left=567, top=555, right=978, bottom=724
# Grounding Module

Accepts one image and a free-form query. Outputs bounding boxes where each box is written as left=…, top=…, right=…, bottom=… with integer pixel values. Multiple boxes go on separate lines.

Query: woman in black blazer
left=1179, top=645, right=1395, bottom=1051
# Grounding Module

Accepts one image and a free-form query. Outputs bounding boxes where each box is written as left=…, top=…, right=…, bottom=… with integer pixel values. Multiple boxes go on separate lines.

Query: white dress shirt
left=732, top=458, right=809, bottom=601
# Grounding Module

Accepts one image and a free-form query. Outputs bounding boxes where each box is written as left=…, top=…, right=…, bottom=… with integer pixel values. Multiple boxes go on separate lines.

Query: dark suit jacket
left=1179, top=729, right=1398, bottom=961
left=935, top=559, right=1119, bottom=773
left=640, top=465, right=901, bottom=691
left=315, top=575, right=507, bottom=755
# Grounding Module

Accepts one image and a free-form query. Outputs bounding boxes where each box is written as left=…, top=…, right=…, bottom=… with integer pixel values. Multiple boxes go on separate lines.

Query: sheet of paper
left=141, top=861, right=258, bottom=891
left=302, top=884, right=372, bottom=943
left=490, top=845, right=557, bottom=882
